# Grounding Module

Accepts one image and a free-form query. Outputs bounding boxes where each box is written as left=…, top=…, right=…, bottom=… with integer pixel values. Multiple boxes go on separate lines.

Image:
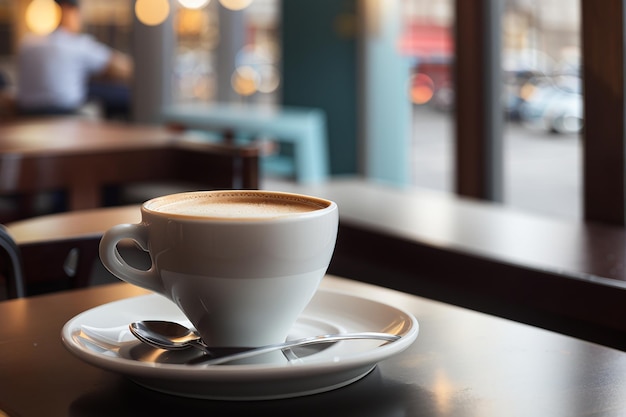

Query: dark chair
left=2, top=205, right=141, bottom=298
left=0, top=119, right=261, bottom=222
left=0, top=225, right=25, bottom=299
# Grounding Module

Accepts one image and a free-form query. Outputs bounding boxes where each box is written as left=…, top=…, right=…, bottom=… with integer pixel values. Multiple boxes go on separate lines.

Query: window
left=502, top=0, right=581, bottom=219
left=453, top=0, right=625, bottom=225
left=403, top=0, right=454, bottom=193
left=407, top=0, right=583, bottom=221
left=172, top=0, right=280, bottom=105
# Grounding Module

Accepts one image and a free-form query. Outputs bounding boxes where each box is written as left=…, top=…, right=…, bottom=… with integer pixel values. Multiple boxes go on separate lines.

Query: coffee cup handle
left=99, top=224, right=164, bottom=294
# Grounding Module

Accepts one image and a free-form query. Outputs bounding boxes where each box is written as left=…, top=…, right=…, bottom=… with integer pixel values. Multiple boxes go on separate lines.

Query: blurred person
left=16, top=0, right=133, bottom=117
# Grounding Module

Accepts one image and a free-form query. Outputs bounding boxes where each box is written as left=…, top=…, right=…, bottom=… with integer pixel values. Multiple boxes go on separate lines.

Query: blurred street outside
left=411, top=107, right=581, bottom=220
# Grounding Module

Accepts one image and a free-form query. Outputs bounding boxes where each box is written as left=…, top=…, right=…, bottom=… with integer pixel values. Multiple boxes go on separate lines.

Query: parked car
left=517, top=75, right=583, bottom=135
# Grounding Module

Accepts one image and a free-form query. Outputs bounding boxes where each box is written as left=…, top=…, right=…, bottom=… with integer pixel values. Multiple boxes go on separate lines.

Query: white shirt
left=17, top=29, right=111, bottom=111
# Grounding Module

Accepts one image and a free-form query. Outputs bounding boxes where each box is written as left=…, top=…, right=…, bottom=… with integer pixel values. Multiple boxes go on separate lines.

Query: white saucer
left=62, top=288, right=419, bottom=400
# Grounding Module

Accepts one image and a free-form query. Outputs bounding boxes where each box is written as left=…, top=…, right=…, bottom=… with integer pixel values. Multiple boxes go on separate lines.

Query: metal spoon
left=129, top=320, right=401, bottom=365
left=129, top=320, right=209, bottom=353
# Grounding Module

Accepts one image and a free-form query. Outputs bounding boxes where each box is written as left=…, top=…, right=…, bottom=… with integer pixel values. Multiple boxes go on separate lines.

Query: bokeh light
left=178, top=0, right=211, bottom=9
left=135, top=0, right=170, bottom=26
left=219, top=0, right=253, bottom=11
left=234, top=44, right=280, bottom=94
left=231, top=66, right=259, bottom=96
left=176, top=8, right=205, bottom=36
left=256, top=64, right=280, bottom=93
left=410, top=73, right=435, bottom=105
left=25, top=0, right=61, bottom=35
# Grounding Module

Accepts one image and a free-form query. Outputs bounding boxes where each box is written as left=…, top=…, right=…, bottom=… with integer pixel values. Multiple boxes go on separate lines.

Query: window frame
left=455, top=0, right=626, bottom=226
left=581, top=0, right=626, bottom=225
left=454, top=0, right=504, bottom=202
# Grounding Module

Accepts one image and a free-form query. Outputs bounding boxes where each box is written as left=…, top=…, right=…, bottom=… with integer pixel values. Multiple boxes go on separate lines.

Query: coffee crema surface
left=147, top=192, right=329, bottom=219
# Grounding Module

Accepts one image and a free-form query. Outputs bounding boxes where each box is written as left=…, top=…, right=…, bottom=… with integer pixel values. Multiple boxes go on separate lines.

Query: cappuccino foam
left=148, top=192, right=327, bottom=219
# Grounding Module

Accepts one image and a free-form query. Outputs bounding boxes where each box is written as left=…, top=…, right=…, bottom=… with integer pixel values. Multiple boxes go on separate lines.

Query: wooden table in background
left=0, top=117, right=259, bottom=215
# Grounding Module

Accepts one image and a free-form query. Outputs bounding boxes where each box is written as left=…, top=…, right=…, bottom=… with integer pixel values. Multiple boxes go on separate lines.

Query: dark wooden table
left=7, top=178, right=626, bottom=348
left=1, top=275, right=624, bottom=417
left=268, top=179, right=626, bottom=350
left=0, top=117, right=259, bottom=214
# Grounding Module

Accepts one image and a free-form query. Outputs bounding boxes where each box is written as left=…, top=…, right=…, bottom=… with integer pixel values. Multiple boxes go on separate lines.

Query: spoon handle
left=200, top=332, right=401, bottom=365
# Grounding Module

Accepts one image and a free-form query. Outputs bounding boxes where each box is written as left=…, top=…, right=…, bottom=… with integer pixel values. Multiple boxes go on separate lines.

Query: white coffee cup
left=99, top=190, right=338, bottom=348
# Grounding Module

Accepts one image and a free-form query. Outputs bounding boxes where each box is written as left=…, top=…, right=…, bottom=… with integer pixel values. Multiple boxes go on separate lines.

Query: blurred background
left=0, top=0, right=582, bottom=220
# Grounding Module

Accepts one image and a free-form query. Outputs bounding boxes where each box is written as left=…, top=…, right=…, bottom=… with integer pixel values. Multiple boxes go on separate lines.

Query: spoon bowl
left=129, top=321, right=209, bottom=353
left=129, top=320, right=401, bottom=365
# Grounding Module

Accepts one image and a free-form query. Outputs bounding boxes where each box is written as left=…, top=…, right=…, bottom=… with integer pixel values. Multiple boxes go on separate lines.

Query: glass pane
left=235, top=0, right=281, bottom=106
left=82, top=0, right=132, bottom=53
left=502, top=0, right=581, bottom=219
left=173, top=0, right=281, bottom=105
left=79, top=0, right=281, bottom=105
left=403, top=0, right=454, bottom=192
left=173, top=0, right=219, bottom=103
